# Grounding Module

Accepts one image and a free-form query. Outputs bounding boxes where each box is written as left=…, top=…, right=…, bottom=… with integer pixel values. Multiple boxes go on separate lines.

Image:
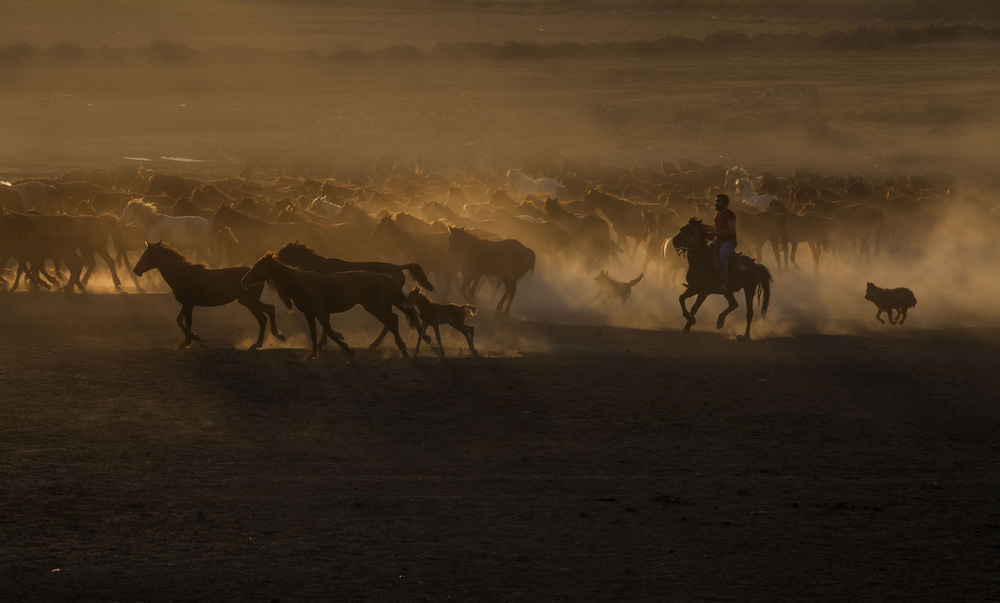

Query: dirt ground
left=1, top=289, right=999, bottom=602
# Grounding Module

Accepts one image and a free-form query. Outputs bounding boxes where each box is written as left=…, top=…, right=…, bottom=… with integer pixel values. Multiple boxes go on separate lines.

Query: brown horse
left=447, top=226, right=535, bottom=317
left=133, top=241, right=285, bottom=350
left=370, top=214, right=458, bottom=294
left=401, top=286, right=478, bottom=358
left=241, top=253, right=419, bottom=360
left=671, top=218, right=773, bottom=340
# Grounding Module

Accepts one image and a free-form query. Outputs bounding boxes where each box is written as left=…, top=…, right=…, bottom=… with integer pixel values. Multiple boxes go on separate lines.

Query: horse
left=76, top=214, right=139, bottom=291
left=0, top=211, right=87, bottom=293
left=400, top=286, right=479, bottom=358
left=583, top=188, right=647, bottom=256
left=506, top=168, right=567, bottom=201
left=133, top=241, right=285, bottom=350
left=209, top=204, right=322, bottom=266
left=370, top=214, right=458, bottom=295
left=241, top=253, right=419, bottom=360
left=735, top=178, right=779, bottom=211
left=447, top=226, right=535, bottom=317
left=118, top=200, right=215, bottom=266
left=544, top=198, right=620, bottom=269
left=671, top=218, right=773, bottom=340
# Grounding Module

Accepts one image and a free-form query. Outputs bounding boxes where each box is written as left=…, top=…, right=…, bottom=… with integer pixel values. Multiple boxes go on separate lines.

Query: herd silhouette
left=0, top=154, right=938, bottom=356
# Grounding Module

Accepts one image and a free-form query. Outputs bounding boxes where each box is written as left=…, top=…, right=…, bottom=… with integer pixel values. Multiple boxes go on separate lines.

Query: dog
left=592, top=270, right=643, bottom=306
left=865, top=282, right=916, bottom=325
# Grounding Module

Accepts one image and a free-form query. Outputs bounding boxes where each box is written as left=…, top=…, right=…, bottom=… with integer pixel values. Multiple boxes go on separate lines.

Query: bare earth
left=1, top=290, right=998, bottom=602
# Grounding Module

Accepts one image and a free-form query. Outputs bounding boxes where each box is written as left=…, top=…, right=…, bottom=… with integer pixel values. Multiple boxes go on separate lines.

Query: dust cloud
left=2, top=2, right=999, bottom=345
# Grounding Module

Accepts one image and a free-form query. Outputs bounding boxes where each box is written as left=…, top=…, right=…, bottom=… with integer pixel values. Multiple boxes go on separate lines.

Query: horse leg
left=369, top=306, right=407, bottom=357
left=738, top=287, right=755, bottom=340
left=95, top=247, right=123, bottom=290
left=239, top=296, right=280, bottom=350
left=888, top=309, right=898, bottom=325
left=679, top=288, right=697, bottom=328
left=261, top=301, right=286, bottom=342
left=898, top=308, right=907, bottom=325
left=716, top=291, right=740, bottom=331
left=318, top=315, right=354, bottom=357
left=368, top=324, right=391, bottom=350
left=496, top=278, right=517, bottom=317
left=176, top=306, right=195, bottom=348
left=305, top=315, right=320, bottom=359
left=413, top=322, right=429, bottom=357
left=875, top=309, right=886, bottom=324
left=458, top=322, right=478, bottom=357
left=432, top=324, right=445, bottom=357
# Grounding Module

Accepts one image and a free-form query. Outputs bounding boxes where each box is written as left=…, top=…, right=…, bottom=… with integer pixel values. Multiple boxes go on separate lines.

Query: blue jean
left=717, top=241, right=735, bottom=287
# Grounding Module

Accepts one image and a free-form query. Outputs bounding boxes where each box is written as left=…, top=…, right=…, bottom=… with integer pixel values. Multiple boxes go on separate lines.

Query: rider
left=712, top=193, right=737, bottom=290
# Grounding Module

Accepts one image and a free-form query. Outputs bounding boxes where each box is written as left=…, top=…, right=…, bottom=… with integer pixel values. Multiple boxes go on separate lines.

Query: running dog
left=592, top=270, right=643, bottom=306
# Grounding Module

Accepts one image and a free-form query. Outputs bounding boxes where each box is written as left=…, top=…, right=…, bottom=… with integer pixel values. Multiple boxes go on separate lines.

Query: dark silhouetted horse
left=671, top=218, right=773, bottom=340
left=447, top=226, right=535, bottom=317
left=241, top=253, right=419, bottom=360
left=133, top=242, right=285, bottom=349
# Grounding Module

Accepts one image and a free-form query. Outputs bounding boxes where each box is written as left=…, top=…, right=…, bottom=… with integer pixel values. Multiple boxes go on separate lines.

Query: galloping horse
left=133, top=241, right=285, bottom=350
left=583, top=188, right=647, bottom=256
left=241, top=253, right=419, bottom=360
left=370, top=214, right=458, bottom=294
left=119, top=200, right=215, bottom=265
left=671, top=218, right=773, bottom=340
left=447, top=226, right=535, bottom=317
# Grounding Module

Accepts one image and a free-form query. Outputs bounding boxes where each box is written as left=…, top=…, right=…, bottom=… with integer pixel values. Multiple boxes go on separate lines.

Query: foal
left=401, top=286, right=479, bottom=358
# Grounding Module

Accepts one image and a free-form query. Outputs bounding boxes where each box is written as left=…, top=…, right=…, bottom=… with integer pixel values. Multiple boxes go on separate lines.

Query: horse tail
left=464, top=304, right=478, bottom=316
left=753, top=263, right=773, bottom=318
left=402, top=263, right=434, bottom=291
left=628, top=273, right=644, bottom=287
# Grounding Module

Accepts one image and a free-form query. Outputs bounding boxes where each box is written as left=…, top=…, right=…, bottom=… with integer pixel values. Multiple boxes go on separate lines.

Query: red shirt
left=714, top=208, right=737, bottom=246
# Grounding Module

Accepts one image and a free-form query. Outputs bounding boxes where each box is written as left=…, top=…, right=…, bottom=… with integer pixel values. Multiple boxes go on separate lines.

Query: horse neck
left=147, top=252, right=194, bottom=284
left=132, top=205, right=160, bottom=229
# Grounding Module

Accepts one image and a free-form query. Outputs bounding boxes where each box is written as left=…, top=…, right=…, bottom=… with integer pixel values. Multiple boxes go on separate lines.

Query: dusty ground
left=1, top=290, right=998, bottom=601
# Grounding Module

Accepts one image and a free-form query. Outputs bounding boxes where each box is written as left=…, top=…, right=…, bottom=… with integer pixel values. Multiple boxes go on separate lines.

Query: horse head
left=242, top=252, right=280, bottom=289
left=671, top=218, right=712, bottom=256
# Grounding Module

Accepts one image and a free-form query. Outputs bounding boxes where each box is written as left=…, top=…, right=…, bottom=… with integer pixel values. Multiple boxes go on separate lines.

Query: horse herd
left=0, top=157, right=957, bottom=354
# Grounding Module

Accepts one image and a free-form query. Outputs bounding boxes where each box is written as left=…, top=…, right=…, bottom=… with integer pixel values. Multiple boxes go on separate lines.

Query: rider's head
left=715, top=194, right=730, bottom=211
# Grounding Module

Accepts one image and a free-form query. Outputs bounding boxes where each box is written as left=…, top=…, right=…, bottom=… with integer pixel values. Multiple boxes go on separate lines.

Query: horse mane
left=688, top=217, right=714, bottom=241
left=277, top=241, right=321, bottom=260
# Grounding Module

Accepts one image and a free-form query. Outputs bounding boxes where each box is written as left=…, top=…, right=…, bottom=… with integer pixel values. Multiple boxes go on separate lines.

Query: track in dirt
left=1, top=291, right=999, bottom=601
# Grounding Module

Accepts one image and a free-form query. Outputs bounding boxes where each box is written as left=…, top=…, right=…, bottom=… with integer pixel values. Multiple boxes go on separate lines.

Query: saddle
left=709, top=243, right=754, bottom=292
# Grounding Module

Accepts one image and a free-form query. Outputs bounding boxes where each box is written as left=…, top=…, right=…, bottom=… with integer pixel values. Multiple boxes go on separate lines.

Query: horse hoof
left=247, top=344, right=262, bottom=351
left=274, top=333, right=286, bottom=342
left=736, top=335, right=751, bottom=341
left=716, top=319, right=725, bottom=330
left=191, top=334, right=202, bottom=342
